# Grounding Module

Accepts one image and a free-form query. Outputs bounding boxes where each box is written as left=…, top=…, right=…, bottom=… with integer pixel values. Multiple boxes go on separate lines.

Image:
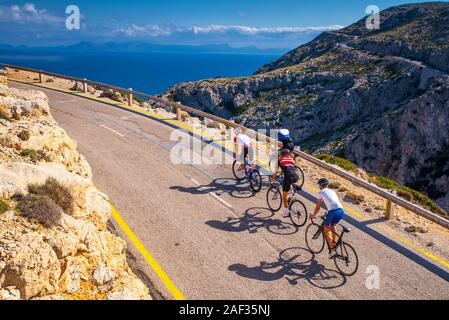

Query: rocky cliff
left=164, top=3, right=449, bottom=213
left=0, top=77, right=150, bottom=300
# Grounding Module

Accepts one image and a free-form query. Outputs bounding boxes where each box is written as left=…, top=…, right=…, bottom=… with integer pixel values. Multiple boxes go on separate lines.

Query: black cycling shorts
left=282, top=177, right=294, bottom=192
left=243, top=146, right=254, bottom=161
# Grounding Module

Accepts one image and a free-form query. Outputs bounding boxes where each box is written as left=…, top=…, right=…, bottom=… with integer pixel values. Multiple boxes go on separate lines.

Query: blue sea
left=0, top=51, right=280, bottom=94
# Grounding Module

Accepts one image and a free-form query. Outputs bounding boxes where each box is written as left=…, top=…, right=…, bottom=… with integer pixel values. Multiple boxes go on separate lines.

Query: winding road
left=9, top=81, right=449, bottom=300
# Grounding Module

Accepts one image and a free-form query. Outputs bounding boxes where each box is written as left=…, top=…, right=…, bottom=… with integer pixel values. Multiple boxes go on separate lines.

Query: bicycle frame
left=243, top=158, right=256, bottom=179
left=312, top=217, right=345, bottom=252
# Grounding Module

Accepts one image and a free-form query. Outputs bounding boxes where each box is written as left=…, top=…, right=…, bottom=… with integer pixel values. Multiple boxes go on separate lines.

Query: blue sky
left=0, top=0, right=443, bottom=48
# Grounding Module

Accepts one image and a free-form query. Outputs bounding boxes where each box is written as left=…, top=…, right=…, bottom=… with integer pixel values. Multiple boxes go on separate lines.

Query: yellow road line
left=382, top=228, right=449, bottom=269
left=111, top=205, right=186, bottom=300
left=11, top=78, right=449, bottom=273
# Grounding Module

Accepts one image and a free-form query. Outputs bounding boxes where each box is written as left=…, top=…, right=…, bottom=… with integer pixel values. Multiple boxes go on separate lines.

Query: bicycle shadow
left=228, top=247, right=346, bottom=289
left=170, top=176, right=262, bottom=199
left=206, top=207, right=299, bottom=236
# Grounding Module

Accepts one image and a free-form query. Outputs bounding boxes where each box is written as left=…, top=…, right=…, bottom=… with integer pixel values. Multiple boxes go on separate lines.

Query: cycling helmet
left=278, top=129, right=291, bottom=141
left=318, top=178, right=329, bottom=187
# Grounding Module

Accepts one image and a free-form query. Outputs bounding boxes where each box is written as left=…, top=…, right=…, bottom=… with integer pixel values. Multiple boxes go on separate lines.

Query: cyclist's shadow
left=206, top=207, right=299, bottom=236
left=170, top=178, right=259, bottom=199
left=228, top=247, right=346, bottom=289
left=213, top=177, right=261, bottom=199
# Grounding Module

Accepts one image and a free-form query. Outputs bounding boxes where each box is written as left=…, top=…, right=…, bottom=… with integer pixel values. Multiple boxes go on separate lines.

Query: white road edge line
left=99, top=124, right=125, bottom=138
left=190, top=178, right=233, bottom=210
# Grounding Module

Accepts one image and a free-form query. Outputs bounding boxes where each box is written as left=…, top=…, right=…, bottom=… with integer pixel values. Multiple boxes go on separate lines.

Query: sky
left=0, top=0, right=443, bottom=49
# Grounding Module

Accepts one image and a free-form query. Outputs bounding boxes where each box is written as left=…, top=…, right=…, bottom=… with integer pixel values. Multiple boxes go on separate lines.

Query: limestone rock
left=0, top=80, right=150, bottom=300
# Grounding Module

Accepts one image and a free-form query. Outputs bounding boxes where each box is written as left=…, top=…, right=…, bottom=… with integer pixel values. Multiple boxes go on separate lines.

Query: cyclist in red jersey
left=270, top=149, right=300, bottom=218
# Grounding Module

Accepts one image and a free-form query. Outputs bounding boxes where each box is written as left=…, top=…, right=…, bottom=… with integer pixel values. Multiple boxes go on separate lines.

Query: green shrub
left=397, top=190, right=413, bottom=202
left=27, top=177, right=74, bottom=215
left=0, top=199, right=9, bottom=214
left=20, top=149, right=37, bottom=160
left=17, top=130, right=31, bottom=141
left=17, top=194, right=62, bottom=227
left=370, top=176, right=446, bottom=216
left=315, top=154, right=357, bottom=172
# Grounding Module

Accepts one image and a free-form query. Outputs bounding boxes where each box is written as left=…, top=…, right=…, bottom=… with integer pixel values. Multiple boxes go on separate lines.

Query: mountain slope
left=164, top=2, right=449, bottom=213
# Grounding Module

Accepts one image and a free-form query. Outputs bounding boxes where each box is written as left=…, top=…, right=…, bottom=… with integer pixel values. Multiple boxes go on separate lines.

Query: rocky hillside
left=164, top=2, right=449, bottom=214
left=0, top=77, right=150, bottom=300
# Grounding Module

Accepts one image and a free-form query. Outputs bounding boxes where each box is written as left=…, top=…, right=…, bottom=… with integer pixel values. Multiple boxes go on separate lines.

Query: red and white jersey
left=278, top=156, right=296, bottom=167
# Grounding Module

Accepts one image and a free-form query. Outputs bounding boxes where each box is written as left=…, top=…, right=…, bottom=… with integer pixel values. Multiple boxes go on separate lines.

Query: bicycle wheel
left=289, top=200, right=308, bottom=227
left=305, top=223, right=325, bottom=254
left=266, top=186, right=282, bottom=212
left=334, top=242, right=359, bottom=276
left=232, top=160, right=245, bottom=181
left=249, top=169, right=262, bottom=193
left=295, top=166, right=305, bottom=190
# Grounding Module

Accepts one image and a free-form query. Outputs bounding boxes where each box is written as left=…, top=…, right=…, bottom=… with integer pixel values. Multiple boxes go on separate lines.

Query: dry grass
left=0, top=108, right=9, bottom=121
left=0, top=199, right=9, bottom=214
left=27, top=177, right=75, bottom=215
left=17, top=130, right=31, bottom=141
left=17, top=194, right=63, bottom=227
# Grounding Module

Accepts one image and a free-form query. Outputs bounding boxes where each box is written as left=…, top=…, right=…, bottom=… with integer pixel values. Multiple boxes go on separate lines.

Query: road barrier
left=1, top=63, right=448, bottom=229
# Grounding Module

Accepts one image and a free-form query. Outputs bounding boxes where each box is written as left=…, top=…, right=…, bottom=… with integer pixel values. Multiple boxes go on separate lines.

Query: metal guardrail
left=1, top=63, right=448, bottom=229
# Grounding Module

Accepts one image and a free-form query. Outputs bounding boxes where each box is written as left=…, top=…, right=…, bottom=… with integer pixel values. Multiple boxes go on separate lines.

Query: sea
left=0, top=51, right=280, bottom=95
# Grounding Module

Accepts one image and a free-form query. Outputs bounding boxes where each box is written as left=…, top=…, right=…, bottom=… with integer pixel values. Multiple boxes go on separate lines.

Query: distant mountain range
left=0, top=42, right=288, bottom=55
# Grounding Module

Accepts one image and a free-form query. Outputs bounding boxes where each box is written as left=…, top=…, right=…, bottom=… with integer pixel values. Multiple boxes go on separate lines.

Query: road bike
left=232, top=159, right=263, bottom=193
left=305, top=213, right=359, bottom=276
left=266, top=175, right=308, bottom=227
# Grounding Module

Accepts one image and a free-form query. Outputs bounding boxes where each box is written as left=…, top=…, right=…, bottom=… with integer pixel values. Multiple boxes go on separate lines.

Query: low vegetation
left=315, top=154, right=358, bottom=172
left=27, top=177, right=75, bottom=215
left=17, top=194, right=63, bottom=227
left=0, top=108, right=9, bottom=121
left=20, top=149, right=37, bottom=160
left=17, top=130, right=31, bottom=141
left=0, top=199, right=9, bottom=214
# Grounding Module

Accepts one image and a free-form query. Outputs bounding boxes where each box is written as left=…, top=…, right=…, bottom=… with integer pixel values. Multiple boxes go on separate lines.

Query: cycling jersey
left=236, top=134, right=251, bottom=148
left=278, top=156, right=299, bottom=192
left=236, top=133, right=253, bottom=161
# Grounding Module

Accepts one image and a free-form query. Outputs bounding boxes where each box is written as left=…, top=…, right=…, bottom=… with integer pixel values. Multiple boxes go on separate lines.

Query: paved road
left=10, top=81, right=449, bottom=300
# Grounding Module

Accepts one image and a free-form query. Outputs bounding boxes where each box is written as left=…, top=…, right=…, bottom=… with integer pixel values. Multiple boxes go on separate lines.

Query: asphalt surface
left=10, top=81, right=449, bottom=300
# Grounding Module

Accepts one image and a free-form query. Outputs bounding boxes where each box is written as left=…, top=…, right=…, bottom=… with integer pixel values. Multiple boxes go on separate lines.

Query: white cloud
left=0, top=3, right=62, bottom=24
left=115, top=23, right=344, bottom=37
left=115, top=24, right=173, bottom=37
left=192, top=24, right=344, bottom=35
left=24, top=3, right=37, bottom=14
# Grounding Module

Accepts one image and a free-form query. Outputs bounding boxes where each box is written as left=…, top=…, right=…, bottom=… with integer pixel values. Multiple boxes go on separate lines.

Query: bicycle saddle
left=342, top=225, right=351, bottom=233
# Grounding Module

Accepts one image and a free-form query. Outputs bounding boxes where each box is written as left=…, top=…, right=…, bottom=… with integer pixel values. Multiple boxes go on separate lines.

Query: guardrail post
left=176, top=104, right=182, bottom=121
left=38, top=72, right=43, bottom=83
left=128, top=88, right=133, bottom=106
left=229, top=128, right=236, bottom=157
left=385, top=190, right=397, bottom=220
left=83, top=79, right=88, bottom=94
left=266, top=139, right=271, bottom=157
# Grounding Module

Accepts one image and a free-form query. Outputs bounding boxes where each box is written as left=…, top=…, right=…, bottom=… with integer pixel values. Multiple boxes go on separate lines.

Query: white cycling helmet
left=279, top=129, right=291, bottom=140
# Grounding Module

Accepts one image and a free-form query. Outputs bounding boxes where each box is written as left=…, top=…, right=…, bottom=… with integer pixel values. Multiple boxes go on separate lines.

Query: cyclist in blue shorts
left=310, top=178, right=345, bottom=258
